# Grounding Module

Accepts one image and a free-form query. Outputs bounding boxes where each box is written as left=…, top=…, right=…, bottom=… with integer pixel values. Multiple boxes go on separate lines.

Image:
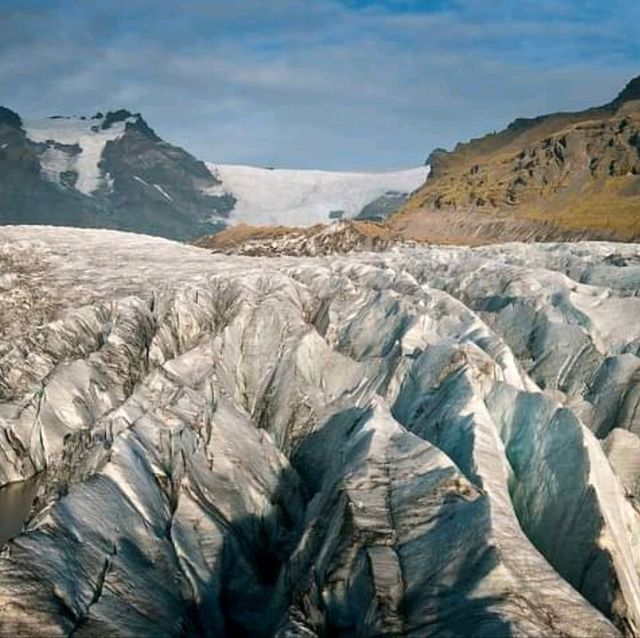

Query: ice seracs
left=1, top=226, right=640, bottom=635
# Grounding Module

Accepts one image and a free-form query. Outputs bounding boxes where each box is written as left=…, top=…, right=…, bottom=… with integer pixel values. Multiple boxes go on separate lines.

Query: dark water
left=0, top=475, right=40, bottom=544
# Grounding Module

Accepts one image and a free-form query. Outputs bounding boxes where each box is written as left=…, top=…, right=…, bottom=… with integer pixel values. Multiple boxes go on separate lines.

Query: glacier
left=204, top=163, right=429, bottom=227
left=1, top=226, right=640, bottom=636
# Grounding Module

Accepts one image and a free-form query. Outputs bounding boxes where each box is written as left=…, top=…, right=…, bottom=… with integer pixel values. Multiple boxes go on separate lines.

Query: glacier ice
left=204, top=163, right=429, bottom=227
left=1, top=227, right=640, bottom=635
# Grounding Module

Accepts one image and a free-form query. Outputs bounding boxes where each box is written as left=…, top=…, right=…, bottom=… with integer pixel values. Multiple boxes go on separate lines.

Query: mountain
left=2, top=225, right=640, bottom=635
left=390, top=75, right=640, bottom=243
left=0, top=106, right=427, bottom=240
left=0, top=108, right=228, bottom=240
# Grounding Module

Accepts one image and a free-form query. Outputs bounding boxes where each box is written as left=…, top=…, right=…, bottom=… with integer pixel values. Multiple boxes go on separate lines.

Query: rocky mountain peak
left=613, top=74, right=640, bottom=105
left=100, top=109, right=133, bottom=129
left=0, top=105, right=223, bottom=239
left=127, top=113, right=161, bottom=141
left=0, top=106, right=23, bottom=130
left=95, top=109, right=159, bottom=140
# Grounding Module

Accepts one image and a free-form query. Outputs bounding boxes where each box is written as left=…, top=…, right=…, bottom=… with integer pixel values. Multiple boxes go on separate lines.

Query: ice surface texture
left=1, top=227, right=640, bottom=636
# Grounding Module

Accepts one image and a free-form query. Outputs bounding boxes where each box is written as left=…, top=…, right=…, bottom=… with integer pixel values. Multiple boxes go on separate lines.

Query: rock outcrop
left=194, top=220, right=410, bottom=256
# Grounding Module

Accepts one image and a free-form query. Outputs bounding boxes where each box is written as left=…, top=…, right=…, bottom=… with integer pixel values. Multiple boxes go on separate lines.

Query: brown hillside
left=392, top=75, right=640, bottom=242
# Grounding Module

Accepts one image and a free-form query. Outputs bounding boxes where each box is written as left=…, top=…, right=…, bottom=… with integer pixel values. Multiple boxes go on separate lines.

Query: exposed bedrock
left=1, top=227, right=640, bottom=635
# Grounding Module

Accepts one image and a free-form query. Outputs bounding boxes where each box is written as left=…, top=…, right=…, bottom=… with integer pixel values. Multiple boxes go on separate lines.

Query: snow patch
left=153, top=184, right=173, bottom=201
left=37, top=145, right=76, bottom=184
left=24, top=116, right=133, bottom=195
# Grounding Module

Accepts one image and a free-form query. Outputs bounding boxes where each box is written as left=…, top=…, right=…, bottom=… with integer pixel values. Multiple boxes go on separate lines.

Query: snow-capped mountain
left=205, top=163, right=429, bottom=226
left=0, top=107, right=226, bottom=240
left=1, top=225, right=640, bottom=635
left=0, top=106, right=428, bottom=240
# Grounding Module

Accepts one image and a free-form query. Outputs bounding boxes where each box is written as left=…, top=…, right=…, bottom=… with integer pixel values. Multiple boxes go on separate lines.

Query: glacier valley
left=1, top=226, right=640, bottom=636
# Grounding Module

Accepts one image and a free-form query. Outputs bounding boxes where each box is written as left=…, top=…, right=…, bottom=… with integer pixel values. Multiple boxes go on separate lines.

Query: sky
left=1, top=0, right=639, bottom=170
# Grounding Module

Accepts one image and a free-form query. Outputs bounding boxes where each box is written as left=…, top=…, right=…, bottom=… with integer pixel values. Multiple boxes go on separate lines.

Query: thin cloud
left=0, top=0, right=638, bottom=169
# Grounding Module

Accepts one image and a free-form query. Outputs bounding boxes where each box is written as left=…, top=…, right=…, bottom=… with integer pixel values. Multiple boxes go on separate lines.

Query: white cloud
left=0, top=0, right=637, bottom=169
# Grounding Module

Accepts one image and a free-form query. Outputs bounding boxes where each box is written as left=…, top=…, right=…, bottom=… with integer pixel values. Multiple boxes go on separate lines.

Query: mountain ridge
left=391, top=74, right=640, bottom=243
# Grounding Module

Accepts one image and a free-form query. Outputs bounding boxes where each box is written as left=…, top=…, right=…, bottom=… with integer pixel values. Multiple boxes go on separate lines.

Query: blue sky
left=1, top=0, right=639, bottom=169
